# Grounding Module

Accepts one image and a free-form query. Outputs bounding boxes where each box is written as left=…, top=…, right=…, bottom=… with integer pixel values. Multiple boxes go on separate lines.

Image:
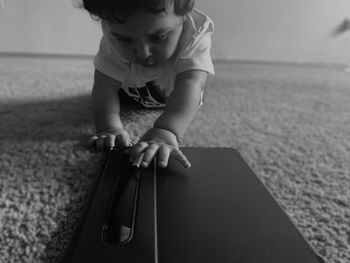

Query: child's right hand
left=89, top=128, right=131, bottom=152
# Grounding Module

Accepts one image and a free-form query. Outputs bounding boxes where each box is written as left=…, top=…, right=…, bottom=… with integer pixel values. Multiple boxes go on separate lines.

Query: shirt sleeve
left=93, top=23, right=130, bottom=83
left=174, top=19, right=215, bottom=76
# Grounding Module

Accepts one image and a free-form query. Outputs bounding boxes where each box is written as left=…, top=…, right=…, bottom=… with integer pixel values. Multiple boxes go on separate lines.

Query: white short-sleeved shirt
left=94, top=9, right=215, bottom=108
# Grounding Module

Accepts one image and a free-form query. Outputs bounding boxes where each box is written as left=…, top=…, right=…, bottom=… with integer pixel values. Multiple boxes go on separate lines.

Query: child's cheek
left=116, top=44, right=134, bottom=61
left=160, top=39, right=179, bottom=61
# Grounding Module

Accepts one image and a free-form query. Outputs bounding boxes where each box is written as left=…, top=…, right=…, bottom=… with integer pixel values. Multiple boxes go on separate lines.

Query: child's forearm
left=92, top=70, right=124, bottom=133
left=92, top=90, right=123, bottom=133
left=153, top=71, right=208, bottom=141
left=153, top=107, right=197, bottom=142
left=93, top=111, right=123, bottom=133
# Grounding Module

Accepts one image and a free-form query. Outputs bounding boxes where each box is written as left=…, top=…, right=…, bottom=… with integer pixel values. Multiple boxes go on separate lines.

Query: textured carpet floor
left=0, top=56, right=349, bottom=262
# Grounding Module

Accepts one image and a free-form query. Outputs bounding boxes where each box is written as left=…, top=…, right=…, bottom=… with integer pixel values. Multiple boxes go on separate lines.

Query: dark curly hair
left=82, top=0, right=195, bottom=23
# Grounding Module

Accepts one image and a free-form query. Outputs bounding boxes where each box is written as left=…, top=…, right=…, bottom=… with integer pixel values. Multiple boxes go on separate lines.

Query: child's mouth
left=137, top=59, right=156, bottom=67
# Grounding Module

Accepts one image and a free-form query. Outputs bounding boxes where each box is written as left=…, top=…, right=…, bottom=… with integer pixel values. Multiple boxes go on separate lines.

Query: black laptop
left=64, top=147, right=325, bottom=263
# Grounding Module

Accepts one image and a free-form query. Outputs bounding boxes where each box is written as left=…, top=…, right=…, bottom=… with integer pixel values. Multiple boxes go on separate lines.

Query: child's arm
left=130, top=70, right=208, bottom=168
left=92, top=70, right=131, bottom=150
left=154, top=70, right=208, bottom=139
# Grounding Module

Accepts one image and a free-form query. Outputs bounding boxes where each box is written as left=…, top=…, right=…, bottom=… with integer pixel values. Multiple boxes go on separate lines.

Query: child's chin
left=139, top=62, right=161, bottom=68
left=140, top=63, right=156, bottom=68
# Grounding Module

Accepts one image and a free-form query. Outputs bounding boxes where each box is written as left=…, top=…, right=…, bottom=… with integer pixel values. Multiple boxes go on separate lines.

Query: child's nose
left=136, top=41, right=152, bottom=59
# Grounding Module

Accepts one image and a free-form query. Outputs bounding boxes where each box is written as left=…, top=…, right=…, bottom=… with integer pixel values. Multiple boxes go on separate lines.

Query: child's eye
left=151, top=33, right=167, bottom=41
left=116, top=37, right=132, bottom=42
left=112, top=34, right=133, bottom=43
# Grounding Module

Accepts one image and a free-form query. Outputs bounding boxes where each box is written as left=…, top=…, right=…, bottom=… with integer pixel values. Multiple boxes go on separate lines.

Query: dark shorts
left=118, top=88, right=140, bottom=105
left=118, top=88, right=204, bottom=109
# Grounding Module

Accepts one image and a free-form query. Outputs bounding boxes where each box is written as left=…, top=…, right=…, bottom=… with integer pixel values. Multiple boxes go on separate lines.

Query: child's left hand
left=128, top=128, right=191, bottom=169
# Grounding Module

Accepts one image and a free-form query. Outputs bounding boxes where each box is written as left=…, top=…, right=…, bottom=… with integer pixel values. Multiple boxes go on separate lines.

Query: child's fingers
left=132, top=153, right=144, bottom=167
left=171, top=148, right=191, bottom=168
left=87, top=135, right=105, bottom=152
left=105, top=134, right=116, bottom=149
left=96, top=135, right=106, bottom=152
left=116, top=133, right=131, bottom=147
left=158, top=145, right=171, bottom=168
left=141, top=143, right=160, bottom=168
left=130, top=141, right=149, bottom=163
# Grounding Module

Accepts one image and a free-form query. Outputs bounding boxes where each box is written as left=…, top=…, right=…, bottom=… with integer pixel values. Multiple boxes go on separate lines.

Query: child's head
left=83, top=0, right=195, bottom=67
left=82, top=0, right=195, bottom=23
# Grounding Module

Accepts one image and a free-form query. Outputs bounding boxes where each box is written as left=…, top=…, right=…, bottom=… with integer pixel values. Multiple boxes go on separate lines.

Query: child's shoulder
left=186, top=8, right=214, bottom=34
left=177, top=8, right=214, bottom=53
left=172, top=9, right=215, bottom=75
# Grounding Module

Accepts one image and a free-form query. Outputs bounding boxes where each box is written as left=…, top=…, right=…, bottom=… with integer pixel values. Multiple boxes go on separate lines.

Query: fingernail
left=132, top=154, right=144, bottom=167
left=132, top=159, right=141, bottom=167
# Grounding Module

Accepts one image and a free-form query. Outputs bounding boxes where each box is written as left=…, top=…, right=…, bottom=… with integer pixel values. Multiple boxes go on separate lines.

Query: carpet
left=0, top=56, right=349, bottom=262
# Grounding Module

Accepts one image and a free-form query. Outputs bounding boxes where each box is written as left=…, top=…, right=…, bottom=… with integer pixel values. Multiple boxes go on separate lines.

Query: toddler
left=83, top=0, right=215, bottom=168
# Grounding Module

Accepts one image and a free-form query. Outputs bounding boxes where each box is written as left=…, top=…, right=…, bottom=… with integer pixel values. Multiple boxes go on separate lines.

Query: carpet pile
left=0, top=57, right=349, bottom=262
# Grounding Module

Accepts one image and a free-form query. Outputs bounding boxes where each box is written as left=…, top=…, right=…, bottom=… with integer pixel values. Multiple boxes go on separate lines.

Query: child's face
left=104, top=3, right=184, bottom=68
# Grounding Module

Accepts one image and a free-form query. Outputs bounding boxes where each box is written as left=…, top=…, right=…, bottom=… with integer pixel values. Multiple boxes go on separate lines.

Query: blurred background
left=1, top=0, right=350, bottom=64
left=1, top=1, right=350, bottom=262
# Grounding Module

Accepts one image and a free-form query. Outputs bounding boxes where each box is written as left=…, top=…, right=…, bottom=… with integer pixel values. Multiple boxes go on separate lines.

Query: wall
left=0, top=0, right=101, bottom=55
left=1, top=0, right=350, bottom=64
left=198, top=0, right=350, bottom=64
